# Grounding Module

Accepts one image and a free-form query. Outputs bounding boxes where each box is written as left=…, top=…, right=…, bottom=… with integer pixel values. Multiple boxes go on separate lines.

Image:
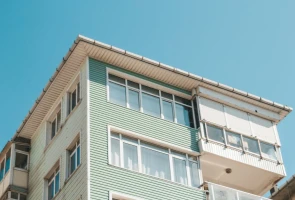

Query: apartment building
left=270, top=175, right=295, bottom=200
left=0, top=35, right=292, bottom=200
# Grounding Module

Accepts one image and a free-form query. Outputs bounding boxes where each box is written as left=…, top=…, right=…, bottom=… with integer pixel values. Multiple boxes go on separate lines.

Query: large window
left=110, top=132, right=201, bottom=188
left=47, top=166, right=60, bottom=200
left=108, top=74, right=197, bottom=128
left=68, top=137, right=81, bottom=176
left=204, top=123, right=278, bottom=161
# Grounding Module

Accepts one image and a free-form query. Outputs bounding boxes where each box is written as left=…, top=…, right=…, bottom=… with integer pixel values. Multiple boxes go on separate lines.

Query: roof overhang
left=12, top=35, right=292, bottom=140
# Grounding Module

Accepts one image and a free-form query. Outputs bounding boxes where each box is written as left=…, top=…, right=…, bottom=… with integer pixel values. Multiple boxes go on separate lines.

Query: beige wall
left=27, top=59, right=88, bottom=200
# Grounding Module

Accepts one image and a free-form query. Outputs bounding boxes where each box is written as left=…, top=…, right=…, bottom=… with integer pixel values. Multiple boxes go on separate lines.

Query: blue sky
left=1, top=0, right=295, bottom=193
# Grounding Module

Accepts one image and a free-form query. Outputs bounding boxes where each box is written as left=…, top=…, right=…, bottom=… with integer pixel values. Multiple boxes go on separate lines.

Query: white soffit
left=13, top=35, right=292, bottom=140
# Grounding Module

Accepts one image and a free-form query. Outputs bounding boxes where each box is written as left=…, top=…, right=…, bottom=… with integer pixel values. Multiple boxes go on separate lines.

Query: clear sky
left=0, top=0, right=294, bottom=194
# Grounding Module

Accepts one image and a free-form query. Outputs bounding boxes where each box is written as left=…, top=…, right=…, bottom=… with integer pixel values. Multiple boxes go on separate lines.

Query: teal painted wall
left=89, top=58, right=205, bottom=200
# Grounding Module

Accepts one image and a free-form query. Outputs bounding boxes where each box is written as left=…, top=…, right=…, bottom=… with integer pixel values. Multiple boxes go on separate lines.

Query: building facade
left=0, top=35, right=292, bottom=200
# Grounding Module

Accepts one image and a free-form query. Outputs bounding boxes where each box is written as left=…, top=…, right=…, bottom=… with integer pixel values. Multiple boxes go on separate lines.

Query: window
left=15, top=152, right=29, bottom=170
left=204, top=122, right=279, bottom=161
left=47, top=167, right=60, bottom=200
left=68, top=82, right=81, bottom=115
left=226, top=131, right=242, bottom=149
left=5, top=149, right=11, bottom=174
left=110, top=131, right=201, bottom=188
left=207, top=125, right=224, bottom=143
left=243, top=136, right=260, bottom=155
left=51, top=110, right=61, bottom=139
left=260, top=142, right=277, bottom=160
left=108, top=73, right=197, bottom=128
left=10, top=192, right=27, bottom=200
left=68, top=138, right=81, bottom=176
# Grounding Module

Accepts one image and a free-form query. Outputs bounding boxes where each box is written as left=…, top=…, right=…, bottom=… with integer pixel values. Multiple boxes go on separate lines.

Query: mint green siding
left=89, top=58, right=205, bottom=200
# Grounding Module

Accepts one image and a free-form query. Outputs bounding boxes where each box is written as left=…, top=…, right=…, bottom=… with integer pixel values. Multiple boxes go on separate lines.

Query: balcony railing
left=208, top=182, right=270, bottom=200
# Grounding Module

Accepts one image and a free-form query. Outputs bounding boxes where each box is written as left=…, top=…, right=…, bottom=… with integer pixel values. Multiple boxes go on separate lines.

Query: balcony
left=196, top=87, right=285, bottom=195
left=207, top=182, right=270, bottom=200
left=0, top=140, right=29, bottom=200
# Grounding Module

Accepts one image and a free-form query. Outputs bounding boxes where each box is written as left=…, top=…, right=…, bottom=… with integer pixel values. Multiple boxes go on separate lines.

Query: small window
left=68, top=82, right=81, bottom=115
left=68, top=138, right=81, bottom=176
left=128, top=89, right=140, bottom=111
left=47, top=167, right=60, bottom=200
left=0, top=161, right=4, bottom=181
left=242, top=136, right=260, bottom=154
left=175, top=103, right=194, bottom=127
left=5, top=149, right=11, bottom=174
left=226, top=131, right=242, bottom=148
left=51, top=110, right=61, bottom=139
left=207, top=125, right=224, bottom=143
left=10, top=192, right=26, bottom=200
left=260, top=142, right=277, bottom=160
left=109, top=82, right=126, bottom=106
left=142, top=93, right=161, bottom=117
left=15, top=152, right=29, bottom=170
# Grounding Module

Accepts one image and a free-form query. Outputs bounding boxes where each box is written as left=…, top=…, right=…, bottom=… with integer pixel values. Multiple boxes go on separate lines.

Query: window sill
left=44, top=99, right=82, bottom=153
left=108, top=163, right=204, bottom=192
left=107, top=100, right=197, bottom=130
left=64, top=164, right=82, bottom=185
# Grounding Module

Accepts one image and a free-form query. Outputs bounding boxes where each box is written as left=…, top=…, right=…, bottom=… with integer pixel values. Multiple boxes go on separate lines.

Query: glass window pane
left=128, top=90, right=140, bottom=111
left=71, top=89, right=77, bottom=110
left=142, top=85, right=159, bottom=95
left=260, top=142, right=277, bottom=160
left=70, top=152, right=76, bottom=174
left=111, top=138, right=120, bottom=166
left=226, top=131, right=242, bottom=148
left=77, top=146, right=81, bottom=166
left=175, top=96, right=191, bottom=106
left=48, top=182, right=54, bottom=200
left=57, top=110, right=61, bottom=131
left=5, top=150, right=10, bottom=174
left=162, top=100, right=174, bottom=121
left=171, top=151, right=186, bottom=158
left=15, top=153, right=28, bottom=170
left=111, top=132, right=120, bottom=139
left=11, top=192, right=18, bottom=199
left=15, top=144, right=30, bottom=152
left=109, top=74, right=125, bottom=84
left=173, top=157, right=188, bottom=185
left=175, top=104, right=194, bottom=127
left=141, top=147, right=171, bottom=180
left=127, top=80, right=139, bottom=89
left=141, top=142, right=169, bottom=153
left=122, top=135, right=138, bottom=144
left=51, top=120, right=56, bottom=139
left=109, top=82, right=126, bottom=106
left=161, top=91, right=173, bottom=100
left=0, top=162, right=4, bottom=181
left=77, top=82, right=81, bottom=101
left=207, top=125, right=224, bottom=143
left=212, top=184, right=238, bottom=200
left=55, top=172, right=60, bottom=194
left=189, top=161, right=200, bottom=187
left=142, top=93, right=160, bottom=117
left=20, top=194, right=27, bottom=200
left=243, top=136, right=260, bottom=154
left=123, top=143, right=138, bottom=171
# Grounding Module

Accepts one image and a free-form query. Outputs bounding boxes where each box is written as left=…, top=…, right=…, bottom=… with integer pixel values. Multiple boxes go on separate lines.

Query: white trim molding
left=109, top=191, right=144, bottom=200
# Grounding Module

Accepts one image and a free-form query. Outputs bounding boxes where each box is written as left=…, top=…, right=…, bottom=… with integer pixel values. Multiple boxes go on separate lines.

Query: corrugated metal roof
left=11, top=35, right=292, bottom=140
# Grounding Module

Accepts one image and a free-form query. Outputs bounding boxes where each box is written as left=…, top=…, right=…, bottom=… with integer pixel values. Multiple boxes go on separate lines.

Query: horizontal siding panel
left=89, top=58, right=205, bottom=200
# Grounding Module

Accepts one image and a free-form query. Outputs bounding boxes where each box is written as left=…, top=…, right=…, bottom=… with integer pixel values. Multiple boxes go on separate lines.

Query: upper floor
left=0, top=35, right=292, bottom=200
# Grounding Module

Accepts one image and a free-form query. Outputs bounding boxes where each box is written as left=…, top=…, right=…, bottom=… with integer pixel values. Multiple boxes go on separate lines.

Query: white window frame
left=108, top=126, right=203, bottom=189
left=202, top=121, right=280, bottom=163
left=67, top=134, right=81, bottom=179
left=109, top=191, right=144, bottom=200
left=14, top=150, right=30, bottom=171
left=50, top=109, right=61, bottom=139
left=8, top=191, right=27, bottom=200
left=68, top=81, right=81, bottom=115
left=106, top=68, right=197, bottom=129
left=47, top=167, right=60, bottom=200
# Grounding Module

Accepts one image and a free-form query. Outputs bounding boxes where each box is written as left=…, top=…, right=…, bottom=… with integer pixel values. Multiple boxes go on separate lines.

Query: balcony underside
left=199, top=140, right=285, bottom=195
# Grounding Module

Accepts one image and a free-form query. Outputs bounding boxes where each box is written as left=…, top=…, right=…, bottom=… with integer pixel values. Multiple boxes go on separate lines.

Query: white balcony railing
left=208, top=182, right=270, bottom=200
